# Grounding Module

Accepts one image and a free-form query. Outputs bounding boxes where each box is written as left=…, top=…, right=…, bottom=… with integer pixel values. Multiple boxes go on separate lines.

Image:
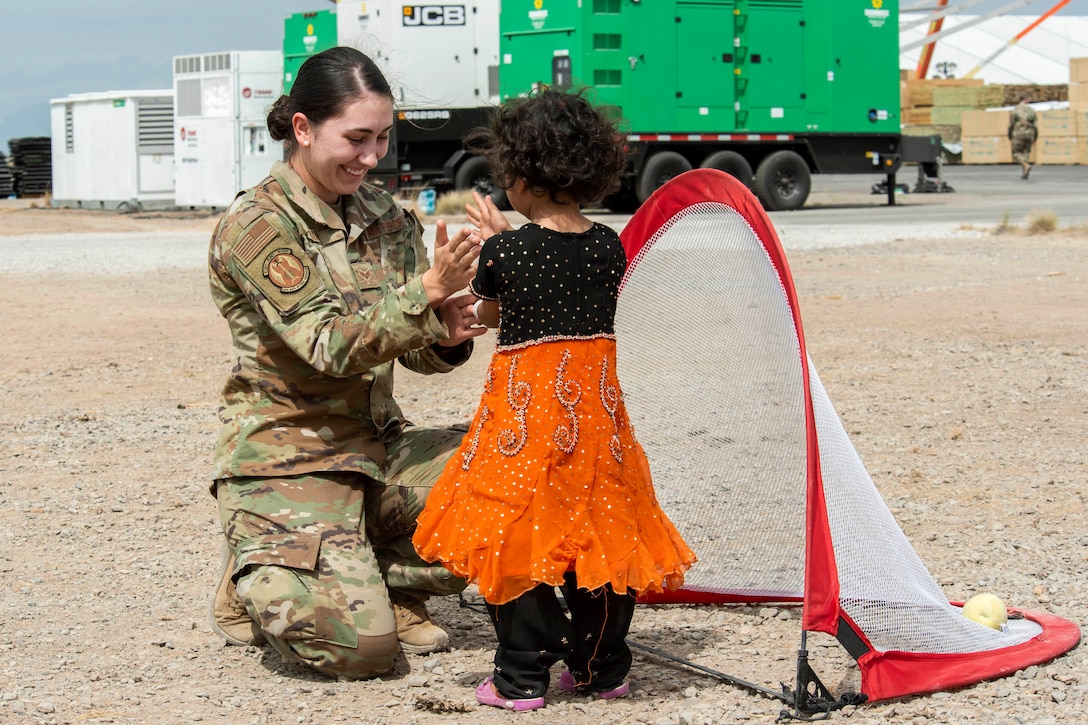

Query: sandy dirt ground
left=0, top=202, right=1085, bottom=725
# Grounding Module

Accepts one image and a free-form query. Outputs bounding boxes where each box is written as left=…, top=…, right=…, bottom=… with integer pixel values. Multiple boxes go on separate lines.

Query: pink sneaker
left=475, top=676, right=546, bottom=711
left=557, top=669, right=630, bottom=699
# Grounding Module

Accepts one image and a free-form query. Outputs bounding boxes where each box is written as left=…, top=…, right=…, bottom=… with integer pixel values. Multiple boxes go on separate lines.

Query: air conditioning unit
left=173, top=50, right=283, bottom=209
left=49, top=89, right=175, bottom=210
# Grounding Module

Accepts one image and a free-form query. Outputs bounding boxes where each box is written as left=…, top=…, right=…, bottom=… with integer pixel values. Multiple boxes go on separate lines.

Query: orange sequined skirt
left=413, top=337, right=696, bottom=604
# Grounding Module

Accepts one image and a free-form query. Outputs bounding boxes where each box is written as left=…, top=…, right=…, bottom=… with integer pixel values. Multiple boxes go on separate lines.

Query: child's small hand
left=436, top=294, right=490, bottom=346
left=466, top=190, right=513, bottom=241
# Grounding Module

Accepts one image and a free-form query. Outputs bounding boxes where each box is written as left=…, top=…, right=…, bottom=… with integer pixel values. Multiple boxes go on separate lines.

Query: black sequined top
left=470, top=222, right=626, bottom=349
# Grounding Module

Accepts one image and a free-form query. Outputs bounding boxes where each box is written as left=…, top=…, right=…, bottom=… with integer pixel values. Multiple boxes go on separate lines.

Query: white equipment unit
left=330, top=2, right=500, bottom=190
left=173, top=50, right=283, bottom=209
left=335, top=1, right=500, bottom=110
left=49, top=90, right=175, bottom=210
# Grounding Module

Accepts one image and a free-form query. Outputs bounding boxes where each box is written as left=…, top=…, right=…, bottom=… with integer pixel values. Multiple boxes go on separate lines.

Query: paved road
left=2, top=165, right=1084, bottom=273
left=784, top=164, right=1088, bottom=227
left=580, top=164, right=1087, bottom=250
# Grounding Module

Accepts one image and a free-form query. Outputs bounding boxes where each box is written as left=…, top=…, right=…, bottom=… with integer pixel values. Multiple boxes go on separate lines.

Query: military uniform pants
left=215, top=425, right=467, bottom=679
left=486, top=573, right=636, bottom=700
left=1011, top=136, right=1034, bottom=165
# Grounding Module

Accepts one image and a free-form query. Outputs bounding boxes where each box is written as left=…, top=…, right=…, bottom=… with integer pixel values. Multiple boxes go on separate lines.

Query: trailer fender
left=442, top=149, right=476, bottom=184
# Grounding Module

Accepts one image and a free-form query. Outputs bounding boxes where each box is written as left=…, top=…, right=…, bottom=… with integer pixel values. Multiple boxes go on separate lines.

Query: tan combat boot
left=390, top=590, right=450, bottom=655
left=208, top=542, right=265, bottom=647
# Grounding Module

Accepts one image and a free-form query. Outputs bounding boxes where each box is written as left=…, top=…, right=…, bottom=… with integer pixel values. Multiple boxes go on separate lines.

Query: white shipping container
left=49, top=90, right=175, bottom=210
left=173, top=50, right=283, bottom=209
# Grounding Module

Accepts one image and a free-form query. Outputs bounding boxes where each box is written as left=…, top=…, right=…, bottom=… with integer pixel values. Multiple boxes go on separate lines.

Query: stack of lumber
left=930, top=83, right=1007, bottom=125
left=960, top=109, right=1012, bottom=164
left=901, top=76, right=990, bottom=126
left=1071, top=58, right=1088, bottom=165
left=1035, top=106, right=1078, bottom=166
left=899, top=71, right=966, bottom=149
left=1002, top=84, right=1068, bottom=105
left=947, top=58, right=1086, bottom=166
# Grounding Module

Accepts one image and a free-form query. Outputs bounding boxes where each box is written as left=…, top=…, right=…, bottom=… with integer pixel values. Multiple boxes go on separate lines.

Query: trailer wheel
left=454, top=155, right=489, bottom=190
left=700, top=151, right=753, bottom=189
left=454, top=155, right=510, bottom=210
left=637, top=151, right=692, bottom=203
left=753, top=150, right=811, bottom=211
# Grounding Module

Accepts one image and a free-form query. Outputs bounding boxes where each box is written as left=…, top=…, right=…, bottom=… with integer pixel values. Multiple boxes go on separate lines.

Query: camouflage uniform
left=1008, top=100, right=1038, bottom=175
left=208, top=160, right=470, bottom=678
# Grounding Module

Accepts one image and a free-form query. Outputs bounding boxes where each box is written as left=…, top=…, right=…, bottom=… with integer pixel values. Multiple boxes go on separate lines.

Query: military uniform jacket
left=1009, top=103, right=1038, bottom=140
left=208, top=160, right=470, bottom=482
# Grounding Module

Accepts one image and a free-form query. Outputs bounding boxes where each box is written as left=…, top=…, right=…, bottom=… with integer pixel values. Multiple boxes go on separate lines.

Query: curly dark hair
left=466, top=89, right=627, bottom=205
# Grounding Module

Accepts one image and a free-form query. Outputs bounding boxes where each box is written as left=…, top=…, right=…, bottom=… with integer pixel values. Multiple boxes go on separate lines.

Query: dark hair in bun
left=266, top=46, right=393, bottom=157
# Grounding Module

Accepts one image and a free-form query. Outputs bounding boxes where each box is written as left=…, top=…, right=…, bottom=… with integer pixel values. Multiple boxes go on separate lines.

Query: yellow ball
left=962, top=593, right=1008, bottom=631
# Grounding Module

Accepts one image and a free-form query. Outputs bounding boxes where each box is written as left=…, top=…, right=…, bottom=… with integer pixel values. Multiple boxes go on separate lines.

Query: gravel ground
left=0, top=204, right=1084, bottom=725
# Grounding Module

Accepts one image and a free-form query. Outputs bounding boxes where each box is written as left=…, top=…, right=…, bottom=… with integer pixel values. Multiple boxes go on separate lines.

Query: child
left=412, top=89, right=696, bottom=712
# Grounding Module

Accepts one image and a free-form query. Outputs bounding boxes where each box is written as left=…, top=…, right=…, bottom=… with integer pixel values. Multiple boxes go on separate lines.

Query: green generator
left=498, top=0, right=912, bottom=210
left=283, top=9, right=337, bottom=94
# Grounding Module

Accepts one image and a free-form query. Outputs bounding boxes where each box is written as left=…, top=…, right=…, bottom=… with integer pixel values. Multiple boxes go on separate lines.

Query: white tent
left=900, top=13, right=1088, bottom=83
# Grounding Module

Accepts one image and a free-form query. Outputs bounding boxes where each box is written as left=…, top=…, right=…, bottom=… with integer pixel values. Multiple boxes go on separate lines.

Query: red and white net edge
left=615, top=169, right=1079, bottom=702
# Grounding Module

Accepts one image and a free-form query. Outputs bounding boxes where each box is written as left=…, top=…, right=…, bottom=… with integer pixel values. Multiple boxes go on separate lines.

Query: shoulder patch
left=243, top=243, right=324, bottom=316
left=262, top=248, right=311, bottom=292
left=234, top=218, right=280, bottom=265
left=233, top=226, right=325, bottom=316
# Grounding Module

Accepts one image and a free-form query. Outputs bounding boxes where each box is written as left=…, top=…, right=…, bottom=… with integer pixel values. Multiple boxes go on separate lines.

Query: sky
left=0, top=0, right=314, bottom=147
left=1, top=0, right=1087, bottom=151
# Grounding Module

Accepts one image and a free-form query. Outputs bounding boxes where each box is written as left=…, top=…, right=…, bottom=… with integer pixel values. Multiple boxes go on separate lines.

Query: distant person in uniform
left=206, top=46, right=486, bottom=679
left=1008, top=94, right=1038, bottom=180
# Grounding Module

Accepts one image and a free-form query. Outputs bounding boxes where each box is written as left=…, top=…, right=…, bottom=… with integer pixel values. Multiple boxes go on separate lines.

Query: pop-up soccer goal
left=616, top=169, right=1079, bottom=713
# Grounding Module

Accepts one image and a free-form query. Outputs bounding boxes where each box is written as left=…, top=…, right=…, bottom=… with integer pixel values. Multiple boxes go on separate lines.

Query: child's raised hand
left=466, top=190, right=513, bottom=241
left=422, top=219, right=481, bottom=305
left=435, top=294, right=490, bottom=346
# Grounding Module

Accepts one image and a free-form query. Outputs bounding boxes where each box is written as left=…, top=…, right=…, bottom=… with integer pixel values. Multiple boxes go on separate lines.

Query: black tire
left=700, top=150, right=754, bottom=189
left=454, top=155, right=511, bottom=210
left=453, top=155, right=491, bottom=192
left=637, top=151, right=692, bottom=203
left=753, top=150, right=811, bottom=211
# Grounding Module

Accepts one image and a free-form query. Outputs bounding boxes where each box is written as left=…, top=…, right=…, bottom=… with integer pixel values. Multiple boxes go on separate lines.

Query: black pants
left=486, top=572, right=636, bottom=699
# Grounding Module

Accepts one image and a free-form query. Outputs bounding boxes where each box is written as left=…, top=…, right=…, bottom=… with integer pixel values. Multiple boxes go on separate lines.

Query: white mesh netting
left=617, top=203, right=806, bottom=599
left=809, top=366, right=1042, bottom=653
left=617, top=202, right=1042, bottom=654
